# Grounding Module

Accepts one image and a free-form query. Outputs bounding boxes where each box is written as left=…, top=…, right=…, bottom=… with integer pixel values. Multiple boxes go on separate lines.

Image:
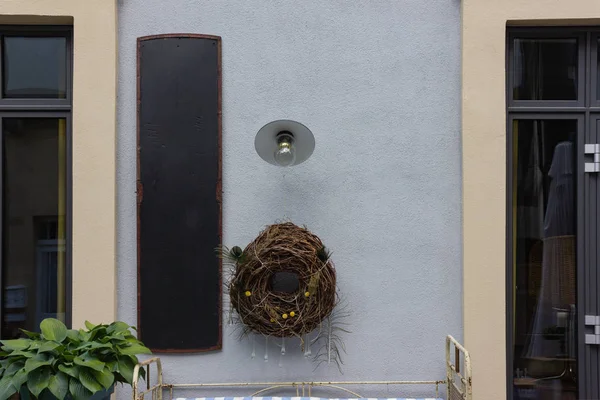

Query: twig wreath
left=218, top=222, right=349, bottom=371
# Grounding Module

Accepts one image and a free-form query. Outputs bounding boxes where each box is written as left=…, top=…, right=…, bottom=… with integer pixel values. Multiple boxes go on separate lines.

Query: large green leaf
left=11, top=368, right=28, bottom=388
left=77, top=330, right=91, bottom=342
left=91, top=367, right=114, bottom=389
left=19, top=329, right=40, bottom=339
left=0, top=376, right=18, bottom=400
left=40, top=319, right=67, bottom=342
left=5, top=360, right=24, bottom=375
left=108, top=322, right=130, bottom=334
left=47, top=372, right=69, bottom=399
left=58, top=364, right=79, bottom=379
left=28, top=341, right=41, bottom=351
left=119, top=343, right=151, bottom=355
left=74, top=342, right=112, bottom=352
left=38, top=341, right=61, bottom=353
left=27, top=367, right=52, bottom=397
left=116, top=356, right=135, bottom=384
left=84, top=321, right=96, bottom=330
left=2, top=349, right=32, bottom=358
left=66, top=330, right=80, bottom=342
left=24, top=353, right=52, bottom=373
left=74, top=355, right=105, bottom=372
left=72, top=342, right=91, bottom=351
left=124, top=337, right=144, bottom=346
left=88, top=327, right=107, bottom=342
left=68, top=379, right=92, bottom=400
left=78, top=368, right=103, bottom=394
left=0, top=339, right=30, bottom=351
left=106, top=360, right=118, bottom=372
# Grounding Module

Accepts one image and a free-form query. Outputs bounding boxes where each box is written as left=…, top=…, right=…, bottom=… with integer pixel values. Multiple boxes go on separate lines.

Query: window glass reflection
left=2, top=118, right=67, bottom=338
left=513, top=39, right=578, bottom=101
left=512, top=119, right=577, bottom=399
left=597, top=39, right=600, bottom=99
left=2, top=37, right=67, bottom=99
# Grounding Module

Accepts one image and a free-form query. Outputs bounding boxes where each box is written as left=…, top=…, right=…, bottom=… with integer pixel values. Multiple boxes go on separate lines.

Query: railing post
left=446, top=336, right=452, bottom=400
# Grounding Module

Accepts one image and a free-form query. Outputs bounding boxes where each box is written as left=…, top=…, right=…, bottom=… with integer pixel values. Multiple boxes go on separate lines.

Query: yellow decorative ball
left=244, top=291, right=251, bottom=297
left=290, top=311, right=296, bottom=317
left=282, top=313, right=288, bottom=319
left=304, top=291, right=310, bottom=297
left=270, top=318, right=275, bottom=323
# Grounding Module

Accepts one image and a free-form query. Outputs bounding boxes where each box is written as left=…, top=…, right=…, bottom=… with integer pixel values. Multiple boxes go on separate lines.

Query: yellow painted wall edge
left=462, top=1, right=600, bottom=399
left=0, top=1, right=117, bottom=329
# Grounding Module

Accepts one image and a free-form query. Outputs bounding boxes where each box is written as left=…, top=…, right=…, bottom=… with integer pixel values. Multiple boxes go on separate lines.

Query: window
left=0, top=26, right=72, bottom=339
left=508, top=28, right=600, bottom=399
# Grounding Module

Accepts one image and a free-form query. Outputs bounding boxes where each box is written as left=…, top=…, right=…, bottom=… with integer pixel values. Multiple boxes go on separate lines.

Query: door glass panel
left=597, top=39, right=600, bottom=99
left=2, top=37, right=67, bottom=99
left=511, top=119, right=577, bottom=399
left=513, top=38, right=578, bottom=101
left=2, top=118, right=67, bottom=338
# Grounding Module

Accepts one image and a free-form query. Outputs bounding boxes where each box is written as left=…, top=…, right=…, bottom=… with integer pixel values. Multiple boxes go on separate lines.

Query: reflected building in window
left=1, top=119, right=67, bottom=338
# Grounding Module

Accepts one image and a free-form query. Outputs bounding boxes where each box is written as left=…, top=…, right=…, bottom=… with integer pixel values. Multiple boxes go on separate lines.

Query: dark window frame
left=0, top=25, right=73, bottom=338
left=506, top=26, right=600, bottom=400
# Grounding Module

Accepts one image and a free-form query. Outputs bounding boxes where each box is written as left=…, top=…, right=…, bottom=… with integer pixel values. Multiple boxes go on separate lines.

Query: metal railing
left=446, top=335, right=472, bottom=400
left=133, top=335, right=472, bottom=400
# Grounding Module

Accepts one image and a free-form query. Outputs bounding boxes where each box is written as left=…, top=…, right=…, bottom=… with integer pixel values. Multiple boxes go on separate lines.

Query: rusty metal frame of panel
left=136, top=33, right=222, bottom=353
left=132, top=335, right=471, bottom=400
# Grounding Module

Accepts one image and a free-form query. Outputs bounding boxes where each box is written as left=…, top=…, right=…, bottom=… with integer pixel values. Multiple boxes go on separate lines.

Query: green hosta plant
left=0, top=318, right=151, bottom=400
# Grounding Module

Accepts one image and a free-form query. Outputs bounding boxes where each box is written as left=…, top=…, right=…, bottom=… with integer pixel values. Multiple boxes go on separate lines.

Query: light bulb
left=274, top=132, right=296, bottom=167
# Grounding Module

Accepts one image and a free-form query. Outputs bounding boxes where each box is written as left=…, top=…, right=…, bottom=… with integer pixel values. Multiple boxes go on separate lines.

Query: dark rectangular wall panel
left=137, top=34, right=222, bottom=352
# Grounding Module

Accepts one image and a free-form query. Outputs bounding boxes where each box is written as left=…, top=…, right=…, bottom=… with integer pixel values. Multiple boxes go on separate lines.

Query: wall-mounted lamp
left=254, top=120, right=315, bottom=167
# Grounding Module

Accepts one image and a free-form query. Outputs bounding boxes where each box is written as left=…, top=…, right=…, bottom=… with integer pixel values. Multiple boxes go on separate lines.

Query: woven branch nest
left=227, top=222, right=337, bottom=338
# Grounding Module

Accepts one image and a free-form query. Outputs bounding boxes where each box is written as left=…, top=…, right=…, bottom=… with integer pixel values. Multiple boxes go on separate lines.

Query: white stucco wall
left=117, top=1, right=462, bottom=397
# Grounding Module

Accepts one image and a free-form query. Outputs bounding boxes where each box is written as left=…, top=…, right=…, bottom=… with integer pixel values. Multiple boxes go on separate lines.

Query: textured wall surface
left=117, top=0, right=462, bottom=397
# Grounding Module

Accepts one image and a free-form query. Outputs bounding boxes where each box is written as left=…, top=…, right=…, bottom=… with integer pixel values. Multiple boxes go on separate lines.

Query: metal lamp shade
left=254, top=120, right=315, bottom=166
